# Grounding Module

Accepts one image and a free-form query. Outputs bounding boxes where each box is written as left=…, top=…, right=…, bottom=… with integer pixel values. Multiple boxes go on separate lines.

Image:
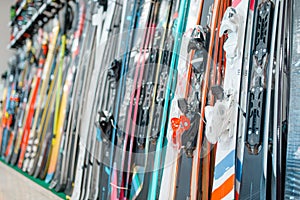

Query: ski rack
left=8, top=0, right=28, bottom=27
left=8, top=0, right=64, bottom=49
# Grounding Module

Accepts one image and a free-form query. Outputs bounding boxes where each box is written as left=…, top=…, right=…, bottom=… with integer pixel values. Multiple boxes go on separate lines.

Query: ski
left=115, top=1, right=158, bottom=199
left=204, top=0, right=250, bottom=199
left=16, top=36, right=48, bottom=169
left=128, top=0, right=174, bottom=199
left=45, top=2, right=73, bottom=183
left=96, top=0, right=140, bottom=199
left=48, top=0, right=81, bottom=190
left=147, top=0, right=191, bottom=199
left=32, top=29, right=62, bottom=179
left=267, top=0, right=289, bottom=199
left=21, top=34, right=49, bottom=171
left=95, top=1, right=137, bottom=199
left=88, top=1, right=123, bottom=199
left=53, top=0, right=86, bottom=193
left=236, top=0, right=256, bottom=197
left=10, top=39, right=37, bottom=166
left=70, top=0, right=115, bottom=198
left=1, top=57, right=20, bottom=158
left=0, top=70, right=9, bottom=156
left=63, top=1, right=96, bottom=196
left=158, top=0, right=205, bottom=198
left=28, top=48, right=59, bottom=176
left=188, top=0, right=222, bottom=198
left=0, top=62, right=15, bottom=157
left=284, top=0, right=300, bottom=199
left=1, top=0, right=296, bottom=199
left=4, top=51, right=26, bottom=162
left=16, top=17, right=60, bottom=169
left=81, top=1, right=121, bottom=199
left=4, top=43, right=33, bottom=163
left=239, top=0, right=276, bottom=199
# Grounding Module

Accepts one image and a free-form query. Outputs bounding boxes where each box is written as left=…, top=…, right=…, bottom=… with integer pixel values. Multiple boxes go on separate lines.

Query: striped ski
left=148, top=0, right=191, bottom=199
left=129, top=0, right=174, bottom=199
left=117, top=1, right=158, bottom=199
left=204, top=0, right=249, bottom=199
left=158, top=0, right=205, bottom=199
left=45, top=3, right=72, bottom=183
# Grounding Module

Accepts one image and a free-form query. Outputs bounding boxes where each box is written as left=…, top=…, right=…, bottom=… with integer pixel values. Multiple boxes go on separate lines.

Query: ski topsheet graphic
left=205, top=0, right=249, bottom=199
left=0, top=0, right=295, bottom=199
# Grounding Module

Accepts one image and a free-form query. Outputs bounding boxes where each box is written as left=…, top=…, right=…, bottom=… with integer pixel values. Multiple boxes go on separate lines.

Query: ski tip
left=45, top=173, right=54, bottom=184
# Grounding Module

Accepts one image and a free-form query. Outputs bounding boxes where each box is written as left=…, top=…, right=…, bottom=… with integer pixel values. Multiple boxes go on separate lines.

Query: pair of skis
left=146, top=0, right=191, bottom=199
left=160, top=0, right=226, bottom=199
left=238, top=0, right=289, bottom=199
left=71, top=0, right=122, bottom=199
left=114, top=1, right=159, bottom=199
left=97, top=1, right=140, bottom=199
left=159, top=0, right=205, bottom=199
left=205, top=0, right=250, bottom=199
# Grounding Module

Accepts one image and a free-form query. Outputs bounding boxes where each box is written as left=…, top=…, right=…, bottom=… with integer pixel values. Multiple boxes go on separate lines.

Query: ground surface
left=0, top=162, right=62, bottom=200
